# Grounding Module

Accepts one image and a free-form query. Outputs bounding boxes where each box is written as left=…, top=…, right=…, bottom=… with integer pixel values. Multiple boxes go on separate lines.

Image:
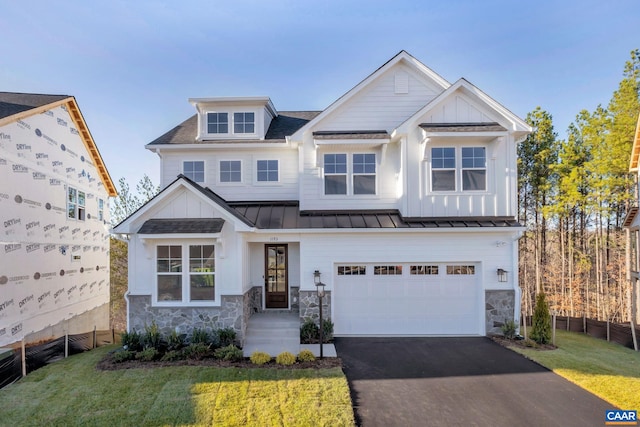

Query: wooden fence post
left=607, top=319, right=610, bottom=342
left=631, top=320, right=638, bottom=352
left=583, top=314, right=587, bottom=335
left=93, top=326, right=97, bottom=349
left=64, top=332, right=68, bottom=359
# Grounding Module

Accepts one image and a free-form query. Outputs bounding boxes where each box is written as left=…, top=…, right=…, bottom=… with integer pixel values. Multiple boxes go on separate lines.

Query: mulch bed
left=491, top=335, right=557, bottom=351
left=96, top=352, right=342, bottom=371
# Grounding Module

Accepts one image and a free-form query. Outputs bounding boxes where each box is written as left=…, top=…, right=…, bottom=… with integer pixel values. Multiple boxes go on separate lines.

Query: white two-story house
left=114, top=51, right=531, bottom=342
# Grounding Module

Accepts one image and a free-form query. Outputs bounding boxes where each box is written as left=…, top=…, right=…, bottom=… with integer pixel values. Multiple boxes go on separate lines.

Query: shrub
left=190, top=328, right=210, bottom=345
left=121, top=330, right=142, bottom=352
left=112, top=349, right=136, bottom=363
left=135, top=347, right=159, bottom=362
left=530, top=292, right=551, bottom=344
left=160, top=350, right=183, bottom=362
left=218, top=327, right=237, bottom=347
left=300, top=319, right=319, bottom=343
left=142, top=321, right=162, bottom=350
left=183, top=343, right=211, bottom=360
left=297, top=349, right=316, bottom=362
left=321, top=319, right=334, bottom=343
left=166, top=329, right=186, bottom=351
left=501, top=319, right=517, bottom=340
left=276, top=351, right=296, bottom=366
left=250, top=351, right=272, bottom=365
left=214, top=344, right=244, bottom=362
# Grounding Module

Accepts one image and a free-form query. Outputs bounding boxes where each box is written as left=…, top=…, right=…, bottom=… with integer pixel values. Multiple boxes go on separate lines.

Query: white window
left=324, top=154, right=347, bottom=195
left=233, top=112, right=255, bottom=134
left=337, top=266, right=366, bottom=275
left=67, top=187, right=85, bottom=220
left=461, top=147, right=486, bottom=191
left=431, top=147, right=486, bottom=192
left=157, top=244, right=215, bottom=303
left=374, top=265, right=402, bottom=275
left=257, top=160, right=278, bottom=182
left=207, top=113, right=228, bottom=134
left=324, top=153, right=376, bottom=195
left=446, top=265, right=475, bottom=275
left=410, top=265, right=439, bottom=275
left=184, top=161, right=205, bottom=182
left=98, top=198, right=104, bottom=222
left=220, top=160, right=241, bottom=183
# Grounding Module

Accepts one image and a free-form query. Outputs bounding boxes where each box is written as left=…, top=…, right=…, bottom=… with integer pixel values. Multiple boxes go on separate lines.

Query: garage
left=333, top=263, right=481, bottom=336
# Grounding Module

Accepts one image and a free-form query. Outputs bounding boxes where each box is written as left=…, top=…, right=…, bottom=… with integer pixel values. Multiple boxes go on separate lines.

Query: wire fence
left=522, top=315, right=639, bottom=351
left=0, top=328, right=120, bottom=390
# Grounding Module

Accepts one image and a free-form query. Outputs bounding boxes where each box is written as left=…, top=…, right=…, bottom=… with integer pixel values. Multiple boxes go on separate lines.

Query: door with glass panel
left=265, top=244, right=288, bottom=308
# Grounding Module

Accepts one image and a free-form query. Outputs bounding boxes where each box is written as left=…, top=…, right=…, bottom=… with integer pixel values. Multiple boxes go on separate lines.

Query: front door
left=265, top=244, right=288, bottom=309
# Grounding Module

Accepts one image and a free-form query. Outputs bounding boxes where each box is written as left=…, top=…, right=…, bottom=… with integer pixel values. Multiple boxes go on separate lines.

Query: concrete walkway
left=242, top=312, right=336, bottom=357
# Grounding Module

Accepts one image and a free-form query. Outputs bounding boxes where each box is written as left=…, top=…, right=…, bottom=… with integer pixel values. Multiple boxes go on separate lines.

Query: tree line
left=519, top=49, right=640, bottom=322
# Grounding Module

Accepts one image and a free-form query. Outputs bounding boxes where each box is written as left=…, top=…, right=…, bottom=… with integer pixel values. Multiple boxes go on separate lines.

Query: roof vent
left=394, top=71, right=409, bottom=94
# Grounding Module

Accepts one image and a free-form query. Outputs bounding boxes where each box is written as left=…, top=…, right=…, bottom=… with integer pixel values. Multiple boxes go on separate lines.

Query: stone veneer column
left=485, top=290, right=515, bottom=335
left=299, top=290, right=331, bottom=324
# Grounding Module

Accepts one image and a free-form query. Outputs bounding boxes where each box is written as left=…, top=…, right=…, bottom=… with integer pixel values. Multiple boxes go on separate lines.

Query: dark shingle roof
left=0, top=92, right=69, bottom=120
left=138, top=218, right=225, bottom=234
left=148, top=111, right=321, bottom=146
left=313, top=130, right=390, bottom=140
left=419, top=122, right=507, bottom=132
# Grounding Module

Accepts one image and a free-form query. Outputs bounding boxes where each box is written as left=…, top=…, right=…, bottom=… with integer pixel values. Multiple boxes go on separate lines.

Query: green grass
left=0, top=346, right=355, bottom=426
left=511, top=330, right=640, bottom=409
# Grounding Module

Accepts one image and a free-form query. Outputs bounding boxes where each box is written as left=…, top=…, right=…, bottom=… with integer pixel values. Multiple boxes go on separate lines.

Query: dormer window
left=207, top=113, right=228, bottom=134
left=233, top=112, right=255, bottom=134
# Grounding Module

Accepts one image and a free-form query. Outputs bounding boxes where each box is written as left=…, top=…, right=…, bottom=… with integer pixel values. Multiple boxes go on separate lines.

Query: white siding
left=319, top=64, right=441, bottom=131
left=421, top=93, right=495, bottom=124
left=160, top=148, right=299, bottom=201
left=0, top=106, right=111, bottom=346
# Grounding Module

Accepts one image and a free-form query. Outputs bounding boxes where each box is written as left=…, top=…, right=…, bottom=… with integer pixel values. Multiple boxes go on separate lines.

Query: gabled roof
left=0, top=92, right=117, bottom=196
left=290, top=51, right=451, bottom=140
left=630, top=112, right=640, bottom=171
left=395, top=78, right=531, bottom=138
left=147, top=111, right=320, bottom=147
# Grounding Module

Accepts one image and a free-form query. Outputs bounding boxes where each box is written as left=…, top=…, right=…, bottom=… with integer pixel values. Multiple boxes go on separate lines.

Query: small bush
left=276, top=351, right=296, bottom=366
left=214, top=344, right=244, bottom=361
left=297, top=349, right=316, bottom=362
left=300, top=319, right=319, bottom=343
left=321, top=319, right=334, bottom=343
left=218, top=327, right=237, bottom=347
left=113, top=349, right=136, bottom=363
left=530, top=292, right=551, bottom=344
left=523, top=339, right=539, bottom=348
left=160, top=350, right=183, bottom=362
left=190, top=328, right=210, bottom=345
left=250, top=351, right=272, bottom=365
left=183, top=343, right=211, bottom=360
left=501, top=319, right=517, bottom=340
left=121, top=330, right=142, bottom=352
left=166, top=329, right=186, bottom=351
left=142, top=321, right=162, bottom=350
left=135, top=347, right=159, bottom=362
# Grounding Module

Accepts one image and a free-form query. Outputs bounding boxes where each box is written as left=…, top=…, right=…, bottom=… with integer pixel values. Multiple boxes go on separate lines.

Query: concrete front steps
left=242, top=311, right=337, bottom=357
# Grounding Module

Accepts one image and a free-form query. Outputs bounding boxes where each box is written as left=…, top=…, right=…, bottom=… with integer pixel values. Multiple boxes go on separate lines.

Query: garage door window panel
left=374, top=265, right=402, bottom=275
left=337, top=265, right=366, bottom=275
left=410, top=265, right=439, bottom=275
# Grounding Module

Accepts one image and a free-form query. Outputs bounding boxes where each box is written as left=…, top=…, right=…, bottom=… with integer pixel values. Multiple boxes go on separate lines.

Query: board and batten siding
left=160, top=148, right=299, bottom=201
left=319, top=64, right=441, bottom=132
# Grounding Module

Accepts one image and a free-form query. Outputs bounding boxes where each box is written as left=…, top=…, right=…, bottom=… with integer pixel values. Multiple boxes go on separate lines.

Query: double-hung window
left=324, top=154, right=347, bottom=195
left=461, top=147, right=486, bottom=191
left=184, top=161, right=205, bottom=182
left=233, top=112, right=255, bottom=134
left=257, top=160, right=278, bottom=182
left=220, top=160, right=241, bottom=183
left=157, top=244, right=215, bottom=303
left=67, top=186, right=85, bottom=220
left=431, top=147, right=486, bottom=192
left=353, top=153, right=376, bottom=195
left=324, top=153, right=376, bottom=195
left=207, top=113, right=228, bottom=134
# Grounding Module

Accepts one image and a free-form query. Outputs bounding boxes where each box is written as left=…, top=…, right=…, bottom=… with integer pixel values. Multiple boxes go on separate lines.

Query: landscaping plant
left=530, top=292, right=551, bottom=344
left=297, top=349, right=316, bottom=362
left=276, top=351, right=297, bottom=366
left=250, top=351, right=272, bottom=365
left=214, top=344, right=243, bottom=361
left=300, top=319, right=319, bottom=343
left=501, top=319, right=517, bottom=339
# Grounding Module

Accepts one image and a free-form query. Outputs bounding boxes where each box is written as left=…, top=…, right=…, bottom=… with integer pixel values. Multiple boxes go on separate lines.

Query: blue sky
left=1, top=1, right=638, bottom=190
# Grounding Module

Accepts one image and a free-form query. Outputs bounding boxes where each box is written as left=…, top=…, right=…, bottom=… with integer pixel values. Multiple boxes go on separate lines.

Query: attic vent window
left=395, top=71, right=409, bottom=94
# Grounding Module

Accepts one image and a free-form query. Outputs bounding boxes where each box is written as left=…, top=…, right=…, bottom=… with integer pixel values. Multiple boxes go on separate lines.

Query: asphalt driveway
left=335, top=337, right=614, bottom=427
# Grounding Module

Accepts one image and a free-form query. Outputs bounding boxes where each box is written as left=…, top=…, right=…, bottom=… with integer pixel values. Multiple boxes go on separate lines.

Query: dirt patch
left=491, top=336, right=557, bottom=351
left=96, top=351, right=342, bottom=371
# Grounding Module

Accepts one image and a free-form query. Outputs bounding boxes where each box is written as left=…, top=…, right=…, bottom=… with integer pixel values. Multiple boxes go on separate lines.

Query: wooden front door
left=265, top=244, right=288, bottom=309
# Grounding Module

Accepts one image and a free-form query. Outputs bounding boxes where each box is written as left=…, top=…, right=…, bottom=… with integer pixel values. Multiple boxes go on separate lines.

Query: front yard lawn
left=510, top=330, right=640, bottom=409
left=0, top=345, right=355, bottom=426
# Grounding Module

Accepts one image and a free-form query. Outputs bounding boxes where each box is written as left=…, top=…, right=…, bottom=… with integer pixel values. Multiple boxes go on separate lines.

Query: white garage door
left=333, top=264, right=481, bottom=335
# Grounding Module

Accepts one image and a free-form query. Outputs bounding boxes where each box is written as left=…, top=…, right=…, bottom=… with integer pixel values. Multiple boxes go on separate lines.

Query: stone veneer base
left=485, top=290, right=515, bottom=335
